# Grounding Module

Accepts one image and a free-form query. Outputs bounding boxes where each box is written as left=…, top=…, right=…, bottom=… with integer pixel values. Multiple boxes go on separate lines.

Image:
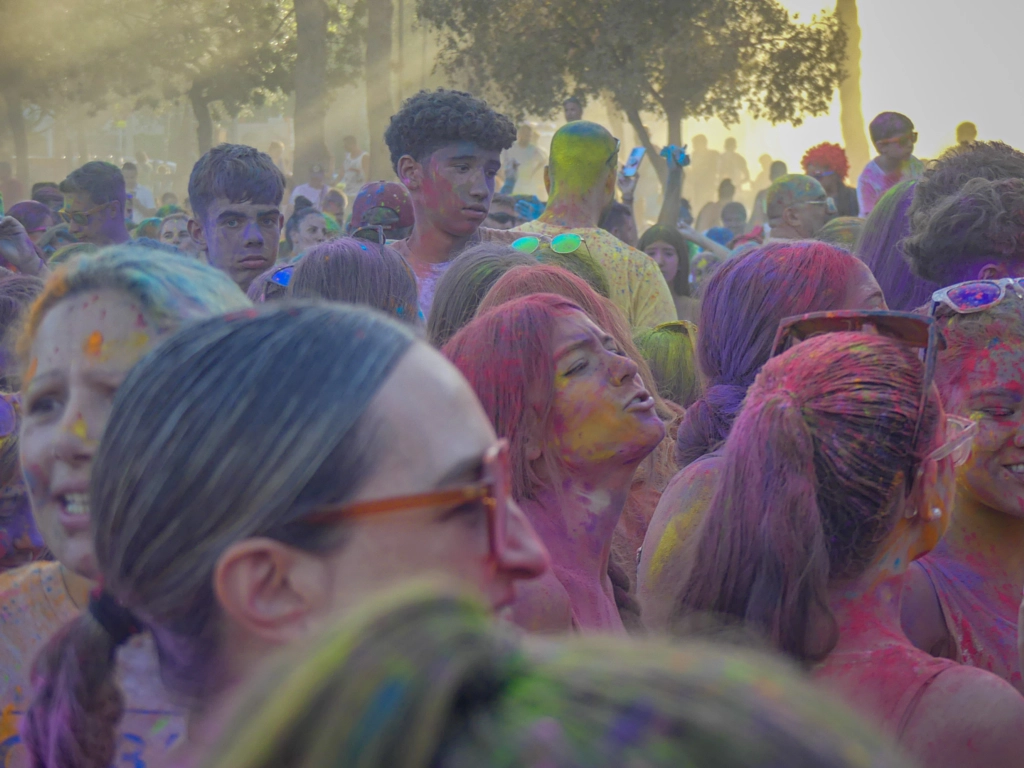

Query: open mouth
left=1005, top=463, right=1024, bottom=478
left=624, top=391, right=655, bottom=412
left=57, top=492, right=91, bottom=532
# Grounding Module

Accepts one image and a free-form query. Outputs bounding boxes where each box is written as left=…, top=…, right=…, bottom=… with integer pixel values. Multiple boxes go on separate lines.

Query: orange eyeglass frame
left=303, top=439, right=511, bottom=558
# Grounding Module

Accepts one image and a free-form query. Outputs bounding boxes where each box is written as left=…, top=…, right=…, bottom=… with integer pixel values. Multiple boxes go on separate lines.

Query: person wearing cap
left=348, top=180, right=415, bottom=240
left=289, top=162, right=331, bottom=211
left=764, top=174, right=835, bottom=242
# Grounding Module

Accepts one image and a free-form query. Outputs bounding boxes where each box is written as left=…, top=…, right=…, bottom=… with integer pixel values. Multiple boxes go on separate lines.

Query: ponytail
left=21, top=613, right=126, bottom=768
left=672, top=391, right=835, bottom=661
left=674, top=383, right=746, bottom=466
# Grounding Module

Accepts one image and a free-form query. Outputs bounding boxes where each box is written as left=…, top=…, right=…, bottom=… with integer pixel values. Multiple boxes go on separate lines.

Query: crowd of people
left=0, top=86, right=1019, bottom=768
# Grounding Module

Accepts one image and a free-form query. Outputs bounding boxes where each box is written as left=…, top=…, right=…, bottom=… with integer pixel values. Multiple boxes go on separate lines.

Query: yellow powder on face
left=83, top=330, right=104, bottom=357
left=70, top=416, right=88, bottom=441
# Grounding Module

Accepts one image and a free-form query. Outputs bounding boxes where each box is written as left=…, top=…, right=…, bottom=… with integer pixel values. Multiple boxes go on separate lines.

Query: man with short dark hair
left=122, top=162, right=156, bottom=222
left=905, top=177, right=1024, bottom=286
left=385, top=88, right=518, bottom=317
left=857, top=112, right=924, bottom=216
left=59, top=161, right=131, bottom=247
left=289, top=161, right=330, bottom=211
left=483, top=194, right=521, bottom=231
left=187, top=143, right=286, bottom=292
left=563, top=96, right=584, bottom=123
left=512, top=121, right=675, bottom=329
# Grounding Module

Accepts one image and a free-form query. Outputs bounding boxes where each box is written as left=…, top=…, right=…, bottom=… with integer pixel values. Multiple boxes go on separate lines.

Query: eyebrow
left=434, top=453, right=484, bottom=487
left=447, top=155, right=479, bottom=162
left=216, top=209, right=279, bottom=221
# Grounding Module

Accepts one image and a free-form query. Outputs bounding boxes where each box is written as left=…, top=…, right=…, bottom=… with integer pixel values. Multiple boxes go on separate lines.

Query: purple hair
left=675, top=241, right=862, bottom=466
left=855, top=181, right=938, bottom=311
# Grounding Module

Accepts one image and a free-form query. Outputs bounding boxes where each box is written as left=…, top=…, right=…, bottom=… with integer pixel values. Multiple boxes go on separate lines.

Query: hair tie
left=88, top=588, right=142, bottom=647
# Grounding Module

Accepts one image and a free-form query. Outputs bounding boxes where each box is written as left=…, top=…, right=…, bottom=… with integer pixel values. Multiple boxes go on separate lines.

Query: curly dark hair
left=904, top=177, right=1024, bottom=285
left=384, top=89, right=516, bottom=173
left=910, top=141, right=1024, bottom=222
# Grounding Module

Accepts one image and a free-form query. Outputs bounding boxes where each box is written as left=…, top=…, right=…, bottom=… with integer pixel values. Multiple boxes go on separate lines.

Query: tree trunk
left=835, top=0, right=870, bottom=178
left=190, top=85, right=214, bottom=156
left=1, top=89, right=29, bottom=188
left=366, top=0, right=395, bottom=181
left=294, top=0, right=330, bottom=174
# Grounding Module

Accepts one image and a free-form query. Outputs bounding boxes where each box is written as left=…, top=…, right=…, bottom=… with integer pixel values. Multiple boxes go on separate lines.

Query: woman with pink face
left=1, top=247, right=250, bottom=766
left=444, top=294, right=666, bottom=633
left=22, top=303, right=547, bottom=768
left=902, top=287, right=1024, bottom=693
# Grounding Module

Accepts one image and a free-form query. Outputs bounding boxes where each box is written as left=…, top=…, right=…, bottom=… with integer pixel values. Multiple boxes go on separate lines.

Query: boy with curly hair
left=801, top=143, right=859, bottom=217
left=856, top=112, right=924, bottom=216
left=385, top=89, right=518, bottom=317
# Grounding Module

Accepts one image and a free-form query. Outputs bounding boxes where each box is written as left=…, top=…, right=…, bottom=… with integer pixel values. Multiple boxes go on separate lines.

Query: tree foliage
left=417, top=0, right=846, bottom=183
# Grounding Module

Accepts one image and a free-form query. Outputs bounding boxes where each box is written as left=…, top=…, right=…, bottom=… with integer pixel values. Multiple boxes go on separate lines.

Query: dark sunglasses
left=772, top=310, right=946, bottom=472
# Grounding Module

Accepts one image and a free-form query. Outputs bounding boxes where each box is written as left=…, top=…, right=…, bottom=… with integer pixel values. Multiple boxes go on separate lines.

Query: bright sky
left=675, top=0, right=1022, bottom=180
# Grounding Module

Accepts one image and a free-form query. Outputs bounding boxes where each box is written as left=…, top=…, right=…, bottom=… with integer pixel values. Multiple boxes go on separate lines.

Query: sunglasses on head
left=771, top=310, right=947, bottom=477
left=350, top=225, right=387, bottom=245
left=931, top=278, right=1024, bottom=316
left=607, top=138, right=621, bottom=168
left=512, top=232, right=587, bottom=256
left=303, top=440, right=512, bottom=560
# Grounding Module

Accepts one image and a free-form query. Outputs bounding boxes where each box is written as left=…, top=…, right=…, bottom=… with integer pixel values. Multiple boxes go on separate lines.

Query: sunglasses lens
left=551, top=233, right=582, bottom=254
left=511, top=236, right=541, bottom=254
left=945, top=282, right=1004, bottom=311
left=0, top=399, right=16, bottom=438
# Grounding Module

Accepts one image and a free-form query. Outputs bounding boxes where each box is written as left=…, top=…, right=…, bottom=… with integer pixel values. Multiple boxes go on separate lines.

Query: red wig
left=801, top=143, right=850, bottom=181
left=443, top=293, right=582, bottom=501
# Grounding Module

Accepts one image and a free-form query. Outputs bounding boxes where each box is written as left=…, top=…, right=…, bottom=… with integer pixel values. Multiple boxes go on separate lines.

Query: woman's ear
left=213, top=538, right=332, bottom=647
left=907, top=456, right=955, bottom=558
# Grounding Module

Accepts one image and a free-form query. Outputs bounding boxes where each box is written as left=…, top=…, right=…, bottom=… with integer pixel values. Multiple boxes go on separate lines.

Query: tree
left=366, top=0, right=396, bottom=180
left=835, top=0, right=870, bottom=177
left=417, top=0, right=846, bottom=188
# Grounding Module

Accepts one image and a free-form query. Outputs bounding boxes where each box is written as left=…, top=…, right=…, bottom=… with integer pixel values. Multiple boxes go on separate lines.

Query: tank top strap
left=894, top=659, right=958, bottom=739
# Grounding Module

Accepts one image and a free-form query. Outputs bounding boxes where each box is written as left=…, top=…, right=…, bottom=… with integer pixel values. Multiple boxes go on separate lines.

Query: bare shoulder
left=510, top=569, right=573, bottom=635
left=637, top=456, right=722, bottom=630
left=900, top=561, right=954, bottom=658
left=902, top=665, right=1024, bottom=768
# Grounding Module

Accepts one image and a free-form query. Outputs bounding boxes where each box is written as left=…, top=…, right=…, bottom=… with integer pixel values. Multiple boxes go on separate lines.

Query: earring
left=932, top=507, right=942, bottom=519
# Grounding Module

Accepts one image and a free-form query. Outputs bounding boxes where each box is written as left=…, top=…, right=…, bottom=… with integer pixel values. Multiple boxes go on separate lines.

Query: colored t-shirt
left=0, top=562, right=185, bottom=768
left=856, top=157, right=924, bottom=216
left=507, top=222, right=677, bottom=330
left=914, top=548, right=1023, bottom=693
left=389, top=237, right=454, bottom=320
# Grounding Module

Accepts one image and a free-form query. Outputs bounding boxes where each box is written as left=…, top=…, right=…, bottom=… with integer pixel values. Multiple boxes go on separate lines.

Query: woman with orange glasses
left=22, top=304, right=548, bottom=768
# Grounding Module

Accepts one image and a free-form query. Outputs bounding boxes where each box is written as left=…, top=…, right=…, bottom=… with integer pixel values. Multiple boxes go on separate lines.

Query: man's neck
left=404, top=219, right=478, bottom=266
left=538, top=195, right=602, bottom=230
